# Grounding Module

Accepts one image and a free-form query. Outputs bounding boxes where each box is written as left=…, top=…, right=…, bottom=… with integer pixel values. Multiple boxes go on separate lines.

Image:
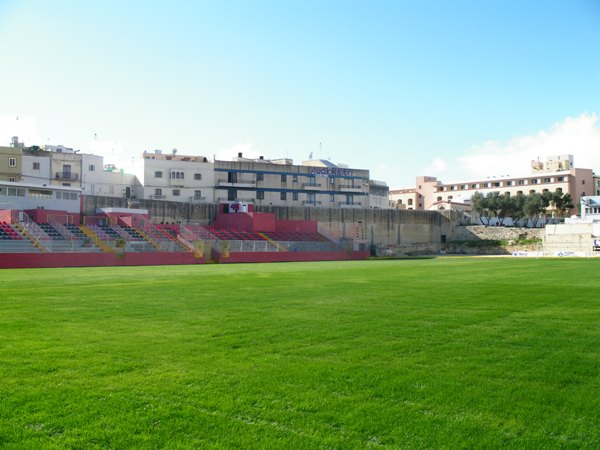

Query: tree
left=523, top=193, right=543, bottom=227
left=471, top=192, right=492, bottom=225
left=552, top=190, right=575, bottom=219
left=507, top=193, right=527, bottom=227
left=540, top=190, right=554, bottom=224
left=497, top=192, right=513, bottom=226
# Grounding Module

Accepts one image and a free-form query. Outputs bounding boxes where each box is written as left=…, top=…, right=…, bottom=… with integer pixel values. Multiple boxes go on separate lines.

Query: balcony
left=151, top=195, right=166, bottom=200
left=217, top=196, right=255, bottom=203
left=189, top=196, right=206, bottom=203
left=339, top=202, right=363, bottom=208
left=218, top=180, right=256, bottom=188
left=302, top=183, right=322, bottom=190
left=339, top=185, right=363, bottom=193
left=302, top=200, right=322, bottom=206
left=55, top=172, right=79, bottom=181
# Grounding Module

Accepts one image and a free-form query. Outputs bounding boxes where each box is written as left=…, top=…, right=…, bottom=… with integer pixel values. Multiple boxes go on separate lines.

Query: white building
left=138, top=150, right=215, bottom=203
left=580, top=196, right=600, bottom=221
left=81, top=154, right=139, bottom=198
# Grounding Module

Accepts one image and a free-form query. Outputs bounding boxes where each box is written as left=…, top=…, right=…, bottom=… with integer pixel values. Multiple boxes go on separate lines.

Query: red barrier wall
left=0, top=252, right=204, bottom=269
left=217, top=250, right=369, bottom=264
left=0, top=209, right=14, bottom=223
left=275, top=219, right=318, bottom=233
left=24, top=209, right=81, bottom=224
left=214, top=212, right=276, bottom=232
left=0, top=249, right=368, bottom=269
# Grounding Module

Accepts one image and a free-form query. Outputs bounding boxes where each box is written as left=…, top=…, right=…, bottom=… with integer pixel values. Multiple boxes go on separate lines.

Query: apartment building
left=138, top=150, right=215, bottom=203
left=390, top=155, right=594, bottom=215
left=213, top=154, right=371, bottom=208
left=2, top=137, right=386, bottom=209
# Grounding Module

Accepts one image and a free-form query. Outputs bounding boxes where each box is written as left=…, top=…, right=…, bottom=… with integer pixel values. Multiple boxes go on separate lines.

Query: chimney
left=238, top=152, right=243, bottom=158
left=259, top=156, right=264, bottom=160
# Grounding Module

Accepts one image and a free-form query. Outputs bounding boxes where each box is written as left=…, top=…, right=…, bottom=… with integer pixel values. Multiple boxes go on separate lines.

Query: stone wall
left=83, top=196, right=460, bottom=254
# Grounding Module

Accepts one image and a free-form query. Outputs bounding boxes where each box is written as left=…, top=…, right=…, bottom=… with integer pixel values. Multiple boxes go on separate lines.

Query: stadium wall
left=83, top=196, right=459, bottom=248
left=217, top=250, right=369, bottom=264
left=0, top=252, right=204, bottom=269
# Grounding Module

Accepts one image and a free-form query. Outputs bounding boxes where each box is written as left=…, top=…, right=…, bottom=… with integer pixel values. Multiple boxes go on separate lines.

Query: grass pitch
left=1, top=258, right=599, bottom=448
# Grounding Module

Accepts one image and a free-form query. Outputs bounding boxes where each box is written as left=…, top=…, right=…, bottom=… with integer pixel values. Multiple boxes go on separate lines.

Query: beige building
left=47, top=144, right=82, bottom=188
left=214, top=154, right=371, bottom=208
left=138, top=150, right=215, bottom=203
left=390, top=155, right=594, bottom=216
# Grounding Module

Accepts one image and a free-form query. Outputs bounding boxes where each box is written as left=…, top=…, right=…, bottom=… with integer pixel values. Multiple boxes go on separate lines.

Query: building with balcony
left=213, top=154, right=370, bottom=208
left=138, top=150, right=215, bottom=203
left=47, top=144, right=82, bottom=188
left=390, top=155, right=595, bottom=216
left=0, top=137, right=24, bottom=182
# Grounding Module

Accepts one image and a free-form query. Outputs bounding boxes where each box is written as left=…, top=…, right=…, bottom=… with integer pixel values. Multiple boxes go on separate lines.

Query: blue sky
left=1, top=0, right=599, bottom=187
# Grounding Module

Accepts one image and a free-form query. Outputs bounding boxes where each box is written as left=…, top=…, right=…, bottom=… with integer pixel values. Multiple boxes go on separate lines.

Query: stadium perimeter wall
left=0, top=252, right=204, bottom=269
left=83, top=196, right=460, bottom=250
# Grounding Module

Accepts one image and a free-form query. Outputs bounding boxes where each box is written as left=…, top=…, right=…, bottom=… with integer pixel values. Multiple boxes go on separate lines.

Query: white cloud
left=424, top=157, right=447, bottom=175
left=215, top=142, right=264, bottom=162
left=453, top=112, right=600, bottom=181
left=0, top=115, right=42, bottom=146
left=88, top=139, right=138, bottom=173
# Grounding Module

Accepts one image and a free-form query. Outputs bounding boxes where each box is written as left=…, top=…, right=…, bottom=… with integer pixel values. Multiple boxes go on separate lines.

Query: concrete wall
left=83, top=196, right=459, bottom=253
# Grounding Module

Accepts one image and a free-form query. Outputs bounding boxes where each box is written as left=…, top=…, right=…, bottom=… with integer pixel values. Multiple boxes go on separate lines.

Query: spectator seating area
left=1, top=212, right=343, bottom=256
left=0, top=222, right=22, bottom=240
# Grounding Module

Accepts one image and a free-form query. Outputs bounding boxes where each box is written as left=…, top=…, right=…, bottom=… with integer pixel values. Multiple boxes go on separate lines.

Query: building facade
left=138, top=150, right=215, bottom=203
left=213, top=155, right=371, bottom=208
left=390, top=156, right=595, bottom=216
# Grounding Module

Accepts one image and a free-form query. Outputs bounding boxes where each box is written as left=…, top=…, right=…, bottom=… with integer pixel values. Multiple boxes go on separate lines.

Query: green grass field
left=1, top=258, right=599, bottom=448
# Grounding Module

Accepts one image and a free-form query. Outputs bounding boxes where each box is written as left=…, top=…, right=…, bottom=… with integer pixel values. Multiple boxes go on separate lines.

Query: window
left=33, top=162, right=40, bottom=170
left=194, top=190, right=202, bottom=199
left=88, top=164, right=96, bottom=171
left=155, top=171, right=163, bottom=178
left=330, top=194, right=335, bottom=202
left=544, top=177, right=551, bottom=183
left=256, top=173, right=264, bottom=181
left=408, top=199, right=413, bottom=206
left=8, top=157, right=16, bottom=167
left=292, top=192, right=298, bottom=201
left=518, top=180, right=525, bottom=185
left=292, top=175, right=298, bottom=182
left=257, top=191, right=264, bottom=200
left=582, top=180, right=586, bottom=185
left=194, top=173, right=202, bottom=181
left=228, top=189, right=237, bottom=201
left=437, top=196, right=442, bottom=201
left=228, top=172, right=237, bottom=183
left=7, top=187, right=25, bottom=196
left=492, top=182, right=500, bottom=187
left=307, top=193, right=316, bottom=204
left=529, top=190, right=536, bottom=194
left=471, top=184, right=477, bottom=189
left=172, top=189, right=180, bottom=196
left=281, top=174, right=287, bottom=182
left=8, top=177, right=16, bottom=182
left=558, top=176, right=566, bottom=182
left=280, top=191, right=287, bottom=201
left=155, top=188, right=162, bottom=196
left=531, top=179, right=539, bottom=184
